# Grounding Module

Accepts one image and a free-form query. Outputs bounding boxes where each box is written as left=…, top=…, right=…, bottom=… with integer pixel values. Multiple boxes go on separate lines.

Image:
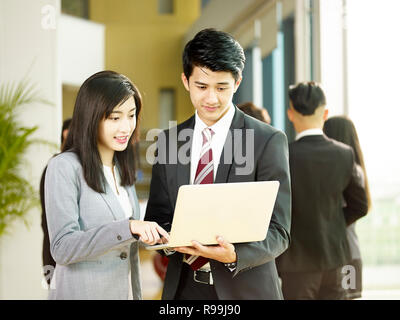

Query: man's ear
left=323, top=108, right=329, bottom=121
left=181, top=73, right=190, bottom=91
left=287, top=101, right=295, bottom=123
left=287, top=108, right=293, bottom=122
left=233, top=76, right=242, bottom=93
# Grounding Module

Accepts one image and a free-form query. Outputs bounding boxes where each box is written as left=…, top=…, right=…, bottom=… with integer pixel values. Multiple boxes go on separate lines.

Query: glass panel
left=158, top=0, right=174, bottom=14
left=159, top=89, right=175, bottom=130
left=61, top=0, right=89, bottom=19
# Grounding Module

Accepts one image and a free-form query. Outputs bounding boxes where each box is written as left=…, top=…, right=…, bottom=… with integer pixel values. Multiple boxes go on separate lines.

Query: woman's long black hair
left=62, top=70, right=142, bottom=193
left=323, top=116, right=371, bottom=210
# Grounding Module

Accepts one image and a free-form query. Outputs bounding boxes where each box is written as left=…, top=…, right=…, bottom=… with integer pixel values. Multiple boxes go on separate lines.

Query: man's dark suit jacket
left=145, top=107, right=292, bottom=299
left=276, top=134, right=368, bottom=273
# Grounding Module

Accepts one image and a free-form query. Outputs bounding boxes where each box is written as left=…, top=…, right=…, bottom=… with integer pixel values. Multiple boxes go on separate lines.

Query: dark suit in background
left=40, top=118, right=71, bottom=285
left=276, top=134, right=368, bottom=299
left=145, top=107, right=292, bottom=299
left=40, top=166, right=56, bottom=285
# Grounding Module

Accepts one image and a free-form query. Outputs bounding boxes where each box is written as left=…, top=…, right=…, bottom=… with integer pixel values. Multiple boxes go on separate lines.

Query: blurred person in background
left=40, top=117, right=71, bottom=286
left=276, top=81, right=368, bottom=300
left=44, top=70, right=169, bottom=299
left=323, top=115, right=371, bottom=299
left=237, top=102, right=271, bottom=124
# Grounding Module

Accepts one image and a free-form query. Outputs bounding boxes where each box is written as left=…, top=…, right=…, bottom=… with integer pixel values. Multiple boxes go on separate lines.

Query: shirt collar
left=295, top=128, right=324, bottom=141
left=194, top=104, right=235, bottom=134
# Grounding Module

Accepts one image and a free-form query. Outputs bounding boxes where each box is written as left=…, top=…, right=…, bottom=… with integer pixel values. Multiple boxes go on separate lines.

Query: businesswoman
left=323, top=115, right=371, bottom=299
left=45, top=70, right=169, bottom=299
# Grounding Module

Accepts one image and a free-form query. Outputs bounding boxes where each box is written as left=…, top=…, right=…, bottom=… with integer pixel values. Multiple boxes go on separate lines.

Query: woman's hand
left=129, top=220, right=170, bottom=245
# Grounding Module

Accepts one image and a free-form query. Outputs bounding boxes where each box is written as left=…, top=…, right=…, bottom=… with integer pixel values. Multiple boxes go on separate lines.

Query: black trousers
left=344, top=259, right=362, bottom=300
left=279, top=266, right=346, bottom=300
left=174, top=263, right=219, bottom=300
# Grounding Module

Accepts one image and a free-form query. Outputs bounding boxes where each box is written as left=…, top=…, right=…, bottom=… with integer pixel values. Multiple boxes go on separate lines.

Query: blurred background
left=0, top=0, right=399, bottom=299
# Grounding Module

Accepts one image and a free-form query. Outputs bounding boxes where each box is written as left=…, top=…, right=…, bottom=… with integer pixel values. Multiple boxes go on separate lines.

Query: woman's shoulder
left=48, top=151, right=81, bottom=172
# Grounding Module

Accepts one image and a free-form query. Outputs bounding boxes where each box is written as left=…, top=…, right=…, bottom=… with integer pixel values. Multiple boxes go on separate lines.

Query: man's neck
left=295, top=127, right=324, bottom=141
left=295, top=124, right=323, bottom=135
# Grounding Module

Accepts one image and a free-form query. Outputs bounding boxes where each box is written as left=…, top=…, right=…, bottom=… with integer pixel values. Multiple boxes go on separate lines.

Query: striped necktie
left=184, top=127, right=214, bottom=270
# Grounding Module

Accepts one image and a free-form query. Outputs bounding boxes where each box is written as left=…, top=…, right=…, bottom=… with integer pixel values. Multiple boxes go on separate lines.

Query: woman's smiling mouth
left=114, top=136, right=129, bottom=144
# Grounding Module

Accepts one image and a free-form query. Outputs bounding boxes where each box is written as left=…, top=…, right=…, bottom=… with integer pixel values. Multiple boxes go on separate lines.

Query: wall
left=59, top=14, right=105, bottom=86
left=0, top=0, right=61, bottom=299
left=62, top=85, right=78, bottom=120
left=90, top=0, right=201, bottom=131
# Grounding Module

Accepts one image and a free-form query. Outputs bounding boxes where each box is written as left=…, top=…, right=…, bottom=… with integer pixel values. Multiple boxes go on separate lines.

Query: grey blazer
left=44, top=151, right=142, bottom=300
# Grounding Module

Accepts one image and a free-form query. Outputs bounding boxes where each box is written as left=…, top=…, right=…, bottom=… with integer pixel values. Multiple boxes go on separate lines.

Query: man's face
left=181, top=66, right=241, bottom=127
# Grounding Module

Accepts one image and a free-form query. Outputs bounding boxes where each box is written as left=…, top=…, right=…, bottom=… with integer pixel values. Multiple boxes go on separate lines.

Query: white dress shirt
left=181, top=105, right=235, bottom=271
left=295, top=128, right=324, bottom=141
left=103, top=165, right=133, bottom=219
left=190, top=105, right=235, bottom=184
left=103, top=164, right=134, bottom=299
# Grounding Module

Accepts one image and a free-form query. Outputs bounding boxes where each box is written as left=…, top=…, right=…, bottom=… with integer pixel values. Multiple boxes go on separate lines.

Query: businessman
left=145, top=28, right=291, bottom=300
left=276, top=82, right=368, bottom=299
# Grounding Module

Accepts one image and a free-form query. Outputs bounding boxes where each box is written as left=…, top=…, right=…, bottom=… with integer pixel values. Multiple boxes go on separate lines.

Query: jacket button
left=117, top=235, right=122, bottom=241
left=120, top=252, right=128, bottom=260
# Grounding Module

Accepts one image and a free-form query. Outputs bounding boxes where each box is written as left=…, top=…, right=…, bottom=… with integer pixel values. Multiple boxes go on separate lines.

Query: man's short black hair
left=182, top=28, right=245, bottom=82
left=288, top=81, right=326, bottom=116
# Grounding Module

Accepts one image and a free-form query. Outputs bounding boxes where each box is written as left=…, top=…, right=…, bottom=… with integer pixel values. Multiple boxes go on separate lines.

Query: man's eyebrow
left=194, top=81, right=208, bottom=85
left=194, top=81, right=230, bottom=86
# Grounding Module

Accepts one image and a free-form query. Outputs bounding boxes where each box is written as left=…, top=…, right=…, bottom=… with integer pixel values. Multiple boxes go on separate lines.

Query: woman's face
left=97, top=96, right=137, bottom=164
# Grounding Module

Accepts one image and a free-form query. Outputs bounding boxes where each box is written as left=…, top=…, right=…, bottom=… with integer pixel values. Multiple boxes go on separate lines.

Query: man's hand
left=174, top=236, right=237, bottom=263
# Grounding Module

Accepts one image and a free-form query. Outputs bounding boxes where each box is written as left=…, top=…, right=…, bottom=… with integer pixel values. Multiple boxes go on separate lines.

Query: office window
left=159, top=89, right=175, bottom=129
left=62, top=0, right=89, bottom=19
left=233, top=48, right=253, bottom=106
left=158, top=0, right=174, bottom=15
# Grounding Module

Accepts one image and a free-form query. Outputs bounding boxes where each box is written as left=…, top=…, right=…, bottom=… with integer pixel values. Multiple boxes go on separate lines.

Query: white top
left=103, top=165, right=133, bottom=219
left=190, top=105, right=235, bottom=184
left=295, top=128, right=324, bottom=141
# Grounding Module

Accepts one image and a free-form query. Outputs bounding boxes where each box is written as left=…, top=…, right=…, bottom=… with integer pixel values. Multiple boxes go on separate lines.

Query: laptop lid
left=145, top=181, right=279, bottom=250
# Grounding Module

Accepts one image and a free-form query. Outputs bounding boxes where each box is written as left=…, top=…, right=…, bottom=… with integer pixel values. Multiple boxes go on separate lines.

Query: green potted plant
left=0, top=78, right=53, bottom=236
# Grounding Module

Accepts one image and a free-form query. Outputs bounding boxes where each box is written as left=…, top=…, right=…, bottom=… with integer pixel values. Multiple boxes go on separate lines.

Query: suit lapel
left=101, top=163, right=140, bottom=220
left=215, top=107, right=245, bottom=183
left=175, top=116, right=195, bottom=200
left=100, top=182, right=126, bottom=220
left=126, top=185, right=140, bottom=220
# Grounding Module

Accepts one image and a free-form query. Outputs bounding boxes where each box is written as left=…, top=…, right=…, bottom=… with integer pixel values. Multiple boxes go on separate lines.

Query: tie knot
left=202, top=127, right=214, bottom=143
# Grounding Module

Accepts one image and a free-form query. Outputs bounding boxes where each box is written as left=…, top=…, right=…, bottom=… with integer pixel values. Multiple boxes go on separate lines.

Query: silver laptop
left=145, top=181, right=280, bottom=250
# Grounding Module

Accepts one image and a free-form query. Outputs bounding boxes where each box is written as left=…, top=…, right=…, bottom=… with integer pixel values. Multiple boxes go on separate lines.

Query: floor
left=140, top=248, right=164, bottom=300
